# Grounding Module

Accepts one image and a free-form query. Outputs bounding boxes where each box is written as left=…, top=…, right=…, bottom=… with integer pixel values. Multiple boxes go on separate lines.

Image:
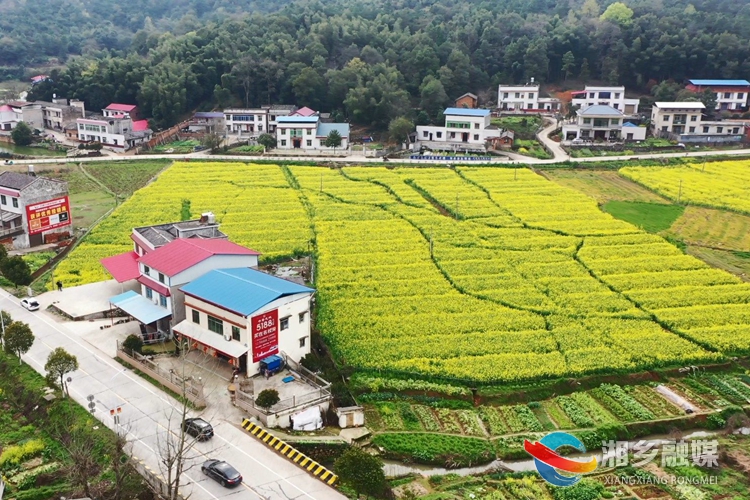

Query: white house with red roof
left=76, top=104, right=152, bottom=151
left=103, top=103, right=140, bottom=120
left=104, top=238, right=259, bottom=339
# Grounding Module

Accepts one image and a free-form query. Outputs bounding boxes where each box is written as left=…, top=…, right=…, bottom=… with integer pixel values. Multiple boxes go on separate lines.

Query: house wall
left=651, top=108, right=703, bottom=134
left=170, top=254, right=259, bottom=286
left=12, top=178, right=69, bottom=249
left=184, top=296, right=248, bottom=359
left=312, top=136, right=349, bottom=150
left=572, top=87, right=639, bottom=114
left=276, top=123, right=318, bottom=149
left=455, top=95, right=477, bottom=108
left=498, top=85, right=540, bottom=110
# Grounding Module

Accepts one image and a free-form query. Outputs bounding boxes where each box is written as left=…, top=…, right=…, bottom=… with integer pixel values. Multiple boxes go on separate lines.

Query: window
left=0, top=195, right=5, bottom=205
left=663, top=115, right=670, bottom=121
left=626, top=133, right=633, bottom=140
left=610, top=119, right=620, bottom=125
left=615, top=93, right=620, bottom=98
left=613, top=103, right=619, bottom=109
left=703, top=126, right=710, bottom=133
left=450, top=132, right=455, bottom=139
left=474, top=123, right=479, bottom=129
left=691, top=115, right=697, bottom=121
left=207, top=315, right=223, bottom=334
left=143, top=265, right=150, bottom=275
left=589, top=92, right=595, bottom=98
left=299, top=337, right=307, bottom=348
left=234, top=115, right=251, bottom=122
left=436, top=131, right=442, bottom=138
left=581, top=130, right=590, bottom=138
left=529, top=93, right=534, bottom=99
left=724, top=92, right=731, bottom=99
left=514, top=92, right=520, bottom=98
left=689, top=126, right=696, bottom=133
left=256, top=115, right=263, bottom=121
left=503, top=92, right=508, bottom=98
left=306, top=129, right=312, bottom=135
left=299, top=311, right=307, bottom=323
left=145, top=287, right=153, bottom=299
left=733, top=127, right=740, bottom=134
left=280, top=139, right=286, bottom=146
left=717, top=127, right=723, bottom=133
left=662, top=126, right=668, bottom=132
left=599, top=92, right=611, bottom=99
left=583, top=118, right=591, bottom=124
left=473, top=134, right=479, bottom=140
left=232, top=326, right=241, bottom=341
left=306, top=140, right=312, bottom=146
left=739, top=93, right=745, bottom=99
left=423, top=131, right=428, bottom=138
left=280, top=128, right=286, bottom=135
left=158, top=272, right=165, bottom=284
left=11, top=198, right=17, bottom=208
left=319, top=140, right=324, bottom=146
left=159, top=294, right=167, bottom=307
left=192, top=309, right=200, bottom=324
left=280, top=316, right=290, bottom=331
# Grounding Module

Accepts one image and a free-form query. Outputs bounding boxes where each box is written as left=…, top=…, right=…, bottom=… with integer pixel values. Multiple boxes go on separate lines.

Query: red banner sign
left=26, top=196, right=71, bottom=235
left=251, top=309, right=279, bottom=362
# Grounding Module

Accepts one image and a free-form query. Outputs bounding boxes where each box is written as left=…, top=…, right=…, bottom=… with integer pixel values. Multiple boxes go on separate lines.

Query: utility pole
left=677, top=179, right=683, bottom=204
left=320, top=173, right=323, bottom=193
left=429, top=230, right=433, bottom=258
left=455, top=193, right=459, bottom=216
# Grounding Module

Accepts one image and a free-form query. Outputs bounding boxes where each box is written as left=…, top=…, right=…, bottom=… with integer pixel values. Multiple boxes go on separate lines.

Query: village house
left=685, top=79, right=750, bottom=112
left=186, top=112, right=225, bottom=134
left=174, top=267, right=313, bottom=375
left=415, top=107, right=510, bottom=151
left=497, top=83, right=561, bottom=112
left=223, top=105, right=297, bottom=137
left=651, top=102, right=744, bottom=143
left=0, top=171, right=70, bottom=249
left=275, top=114, right=350, bottom=151
left=571, top=86, right=640, bottom=114
left=42, top=97, right=85, bottom=131
left=104, top=237, right=260, bottom=341
left=562, top=104, right=646, bottom=142
left=0, top=99, right=85, bottom=133
left=76, top=106, right=152, bottom=151
left=103, top=103, right=141, bottom=120
left=455, top=93, right=478, bottom=109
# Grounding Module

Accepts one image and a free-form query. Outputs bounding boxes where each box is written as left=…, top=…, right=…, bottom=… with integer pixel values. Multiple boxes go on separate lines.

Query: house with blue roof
left=686, top=79, right=750, bottom=112
left=275, top=113, right=349, bottom=151
left=414, top=107, right=512, bottom=152
left=172, top=267, right=315, bottom=375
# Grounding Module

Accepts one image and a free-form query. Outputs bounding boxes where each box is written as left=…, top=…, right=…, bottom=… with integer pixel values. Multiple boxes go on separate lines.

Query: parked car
left=182, top=417, right=214, bottom=441
left=20, top=298, right=40, bottom=311
left=201, top=459, right=242, bottom=487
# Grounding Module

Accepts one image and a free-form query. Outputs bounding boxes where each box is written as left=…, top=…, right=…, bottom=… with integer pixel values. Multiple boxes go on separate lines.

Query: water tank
left=201, top=212, right=216, bottom=224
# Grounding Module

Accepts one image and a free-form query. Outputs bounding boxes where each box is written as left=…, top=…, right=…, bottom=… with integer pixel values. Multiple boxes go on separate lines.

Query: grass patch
left=546, top=169, right=670, bottom=204
left=372, top=432, right=495, bottom=467
left=84, top=160, right=170, bottom=198
left=602, top=201, right=684, bottom=232
left=152, top=140, right=200, bottom=153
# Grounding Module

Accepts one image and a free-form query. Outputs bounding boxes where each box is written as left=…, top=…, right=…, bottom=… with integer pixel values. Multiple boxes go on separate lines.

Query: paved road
left=7, top=146, right=750, bottom=167
left=0, top=290, right=344, bottom=500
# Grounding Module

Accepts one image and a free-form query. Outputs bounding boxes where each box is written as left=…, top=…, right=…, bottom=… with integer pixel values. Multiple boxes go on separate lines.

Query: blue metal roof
left=443, top=107, right=491, bottom=117
left=316, top=122, right=350, bottom=137
left=579, top=105, right=623, bottom=116
left=110, top=290, right=171, bottom=324
left=181, top=268, right=314, bottom=316
left=623, top=121, right=638, bottom=127
left=689, top=79, right=750, bottom=86
left=277, top=116, right=319, bottom=123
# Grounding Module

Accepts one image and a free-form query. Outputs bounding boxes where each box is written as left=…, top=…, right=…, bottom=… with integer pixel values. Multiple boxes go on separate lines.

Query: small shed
left=336, top=406, right=365, bottom=428
left=455, top=93, right=478, bottom=109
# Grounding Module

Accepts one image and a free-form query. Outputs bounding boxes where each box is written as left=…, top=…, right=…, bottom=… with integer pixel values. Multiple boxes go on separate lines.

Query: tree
left=45, top=347, right=79, bottom=397
left=11, top=121, right=33, bottom=146
left=1, top=256, right=31, bottom=286
left=389, top=117, right=414, bottom=144
left=324, top=129, right=343, bottom=153
left=122, top=334, right=143, bottom=355
left=580, top=0, right=600, bottom=17
left=255, top=389, right=280, bottom=410
left=700, top=88, right=718, bottom=117
left=561, top=51, right=576, bottom=81
left=0, top=310, right=11, bottom=348
left=419, top=76, right=450, bottom=123
left=257, top=133, right=277, bottom=150
left=334, top=447, right=389, bottom=499
left=579, top=58, right=591, bottom=82
left=292, top=67, right=326, bottom=111
left=4, top=321, right=34, bottom=364
left=524, top=38, right=549, bottom=83
left=201, top=131, right=223, bottom=153
left=601, top=2, right=634, bottom=26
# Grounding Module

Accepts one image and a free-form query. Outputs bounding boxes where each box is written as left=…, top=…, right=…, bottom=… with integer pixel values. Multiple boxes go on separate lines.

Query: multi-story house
left=562, top=105, right=646, bottom=142
left=76, top=111, right=152, bottom=151
left=685, top=79, right=750, bottom=112
left=651, top=102, right=744, bottom=143
left=275, top=115, right=350, bottom=151
left=571, top=86, right=640, bottom=114
left=1, top=99, right=84, bottom=133
left=223, top=105, right=297, bottom=137
left=415, top=107, right=510, bottom=151
left=497, top=84, right=561, bottom=111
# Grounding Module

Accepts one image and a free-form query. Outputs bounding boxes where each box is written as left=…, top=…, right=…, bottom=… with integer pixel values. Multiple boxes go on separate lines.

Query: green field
left=602, top=201, right=685, bottom=232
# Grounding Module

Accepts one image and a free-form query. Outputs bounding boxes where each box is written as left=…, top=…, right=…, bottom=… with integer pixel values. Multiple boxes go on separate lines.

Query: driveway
left=2, top=288, right=344, bottom=500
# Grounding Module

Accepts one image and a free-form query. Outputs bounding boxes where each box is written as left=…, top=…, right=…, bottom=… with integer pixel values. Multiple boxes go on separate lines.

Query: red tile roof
left=293, top=106, right=317, bottom=117
left=100, top=251, right=140, bottom=283
left=137, top=275, right=170, bottom=297
left=132, top=119, right=149, bottom=131
left=138, top=239, right=260, bottom=276
left=105, top=103, right=137, bottom=112
left=0, top=105, right=12, bottom=112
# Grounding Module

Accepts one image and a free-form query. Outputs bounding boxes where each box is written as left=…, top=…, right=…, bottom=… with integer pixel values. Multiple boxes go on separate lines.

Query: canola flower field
left=620, top=160, right=750, bottom=214
left=55, top=162, right=750, bottom=383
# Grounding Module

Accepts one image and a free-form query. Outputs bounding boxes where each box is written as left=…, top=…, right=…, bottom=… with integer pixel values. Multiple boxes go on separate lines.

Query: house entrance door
left=462, top=132, right=469, bottom=142
left=293, top=139, right=301, bottom=148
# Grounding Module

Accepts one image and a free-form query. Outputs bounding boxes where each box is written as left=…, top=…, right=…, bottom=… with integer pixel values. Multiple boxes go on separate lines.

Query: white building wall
left=498, top=85, right=540, bottom=110
left=276, top=123, right=318, bottom=149
left=170, top=254, right=260, bottom=286
left=572, top=86, right=639, bottom=114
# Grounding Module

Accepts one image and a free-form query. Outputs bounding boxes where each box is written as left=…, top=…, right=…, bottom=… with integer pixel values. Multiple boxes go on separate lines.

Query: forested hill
left=26, top=0, right=750, bottom=129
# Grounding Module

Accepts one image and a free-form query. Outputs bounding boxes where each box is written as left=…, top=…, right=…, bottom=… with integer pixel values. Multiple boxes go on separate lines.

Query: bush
left=122, top=334, right=143, bottom=355
left=256, top=389, right=280, bottom=409
left=0, top=439, right=45, bottom=466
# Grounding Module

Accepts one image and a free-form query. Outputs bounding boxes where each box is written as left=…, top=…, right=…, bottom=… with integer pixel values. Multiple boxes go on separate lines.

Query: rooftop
left=105, top=103, right=137, bottom=112
left=293, top=106, right=317, bottom=117
left=139, top=239, right=260, bottom=277
left=578, top=105, right=624, bottom=116
left=0, top=172, right=38, bottom=190
left=277, top=116, right=319, bottom=123
left=688, top=79, right=750, bottom=87
left=133, top=218, right=227, bottom=249
left=193, top=112, right=225, bottom=119
left=654, top=102, right=706, bottom=109
left=456, top=92, right=478, bottom=99
left=444, top=107, right=491, bottom=117
left=181, top=267, right=314, bottom=316
left=132, top=119, right=150, bottom=132
left=316, top=122, right=350, bottom=138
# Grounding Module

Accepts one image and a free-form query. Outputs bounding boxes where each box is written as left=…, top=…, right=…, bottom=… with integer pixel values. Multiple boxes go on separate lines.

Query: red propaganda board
left=251, top=309, right=279, bottom=362
left=26, top=196, right=71, bottom=235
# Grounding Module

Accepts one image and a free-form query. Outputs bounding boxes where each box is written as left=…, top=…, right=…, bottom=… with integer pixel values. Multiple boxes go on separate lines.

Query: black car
left=182, top=418, right=214, bottom=441
left=202, top=459, right=242, bottom=487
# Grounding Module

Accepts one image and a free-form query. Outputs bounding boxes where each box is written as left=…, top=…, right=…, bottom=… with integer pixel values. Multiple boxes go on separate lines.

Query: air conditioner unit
left=224, top=334, right=231, bottom=342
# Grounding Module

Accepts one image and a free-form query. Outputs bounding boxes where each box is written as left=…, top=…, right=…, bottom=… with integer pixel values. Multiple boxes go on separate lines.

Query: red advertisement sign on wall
left=251, top=309, right=279, bottom=362
left=26, top=196, right=71, bottom=235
